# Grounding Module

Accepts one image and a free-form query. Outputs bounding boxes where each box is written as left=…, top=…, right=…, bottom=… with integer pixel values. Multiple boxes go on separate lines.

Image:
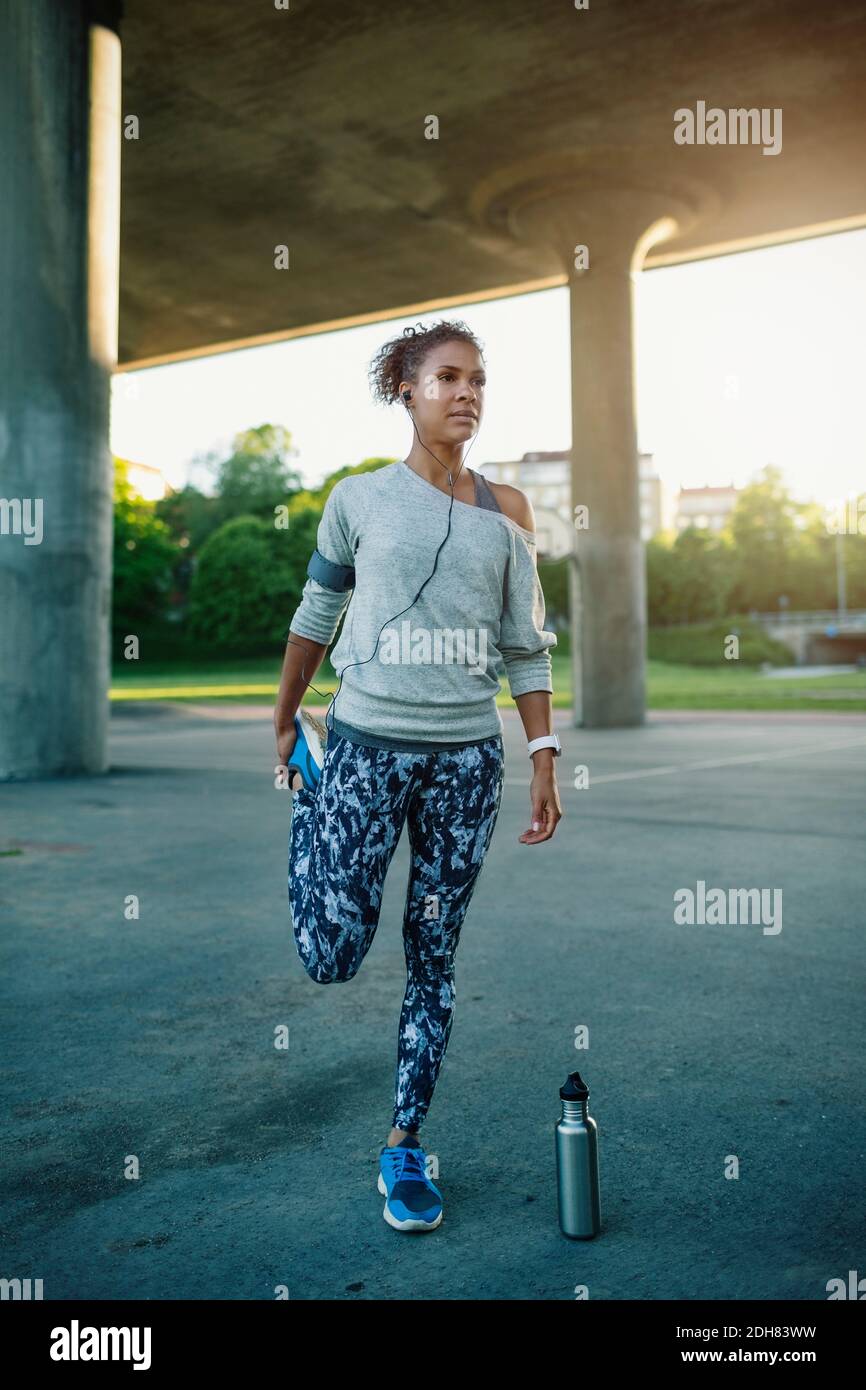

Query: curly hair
left=367, top=319, right=486, bottom=407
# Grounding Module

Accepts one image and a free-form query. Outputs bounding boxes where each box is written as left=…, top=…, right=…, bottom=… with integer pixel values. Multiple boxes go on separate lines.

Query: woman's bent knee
left=303, top=957, right=361, bottom=985
left=291, top=904, right=371, bottom=985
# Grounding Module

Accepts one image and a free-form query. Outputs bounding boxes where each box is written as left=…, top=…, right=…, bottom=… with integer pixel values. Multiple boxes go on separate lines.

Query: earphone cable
left=283, top=389, right=479, bottom=730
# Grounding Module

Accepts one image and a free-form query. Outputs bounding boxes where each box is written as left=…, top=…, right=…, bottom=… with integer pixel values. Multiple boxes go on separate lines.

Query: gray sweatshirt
left=287, top=461, right=557, bottom=746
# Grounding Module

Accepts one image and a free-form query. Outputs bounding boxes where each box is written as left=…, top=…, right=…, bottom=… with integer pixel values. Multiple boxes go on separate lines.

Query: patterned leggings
left=287, top=730, right=505, bottom=1132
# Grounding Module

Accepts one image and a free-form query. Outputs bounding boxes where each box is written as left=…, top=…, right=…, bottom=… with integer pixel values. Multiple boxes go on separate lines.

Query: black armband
left=306, top=547, right=356, bottom=592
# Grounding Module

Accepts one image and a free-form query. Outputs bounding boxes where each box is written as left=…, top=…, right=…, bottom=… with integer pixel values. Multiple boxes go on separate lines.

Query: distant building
left=481, top=450, right=668, bottom=542
left=639, top=453, right=669, bottom=538
left=481, top=451, right=569, bottom=515
left=118, top=458, right=170, bottom=501
left=675, top=483, right=738, bottom=533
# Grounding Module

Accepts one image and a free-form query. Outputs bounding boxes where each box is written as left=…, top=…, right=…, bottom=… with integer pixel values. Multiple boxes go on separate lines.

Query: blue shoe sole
left=288, top=713, right=325, bottom=791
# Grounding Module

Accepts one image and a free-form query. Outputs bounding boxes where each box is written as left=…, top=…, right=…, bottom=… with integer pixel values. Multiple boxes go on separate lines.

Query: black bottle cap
left=560, top=1069, right=589, bottom=1101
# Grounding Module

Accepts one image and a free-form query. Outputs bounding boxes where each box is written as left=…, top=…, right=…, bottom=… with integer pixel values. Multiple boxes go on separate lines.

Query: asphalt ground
left=1, top=703, right=864, bottom=1300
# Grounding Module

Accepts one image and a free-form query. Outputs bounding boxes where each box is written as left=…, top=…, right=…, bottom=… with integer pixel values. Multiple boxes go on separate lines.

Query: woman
left=274, top=319, right=563, bottom=1232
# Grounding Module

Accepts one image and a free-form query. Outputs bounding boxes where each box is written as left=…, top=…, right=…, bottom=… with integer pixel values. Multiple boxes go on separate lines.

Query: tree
left=153, top=483, right=221, bottom=608
left=536, top=558, right=569, bottom=627
left=187, top=506, right=323, bottom=653
left=112, top=458, right=179, bottom=637
left=725, top=464, right=808, bottom=611
left=645, top=527, right=733, bottom=625
left=314, top=456, right=393, bottom=501
left=155, top=483, right=219, bottom=554
left=209, top=425, right=304, bottom=526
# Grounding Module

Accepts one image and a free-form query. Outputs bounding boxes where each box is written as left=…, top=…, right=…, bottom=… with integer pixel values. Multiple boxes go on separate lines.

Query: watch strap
left=527, top=734, right=561, bottom=757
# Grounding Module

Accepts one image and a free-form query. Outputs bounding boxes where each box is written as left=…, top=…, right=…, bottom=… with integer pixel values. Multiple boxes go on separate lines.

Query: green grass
left=644, top=660, right=866, bottom=712
left=110, top=651, right=866, bottom=713
left=110, top=659, right=299, bottom=702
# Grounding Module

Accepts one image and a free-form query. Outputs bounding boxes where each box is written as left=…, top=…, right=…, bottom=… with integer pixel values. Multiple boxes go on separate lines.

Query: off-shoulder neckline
left=396, top=462, right=537, bottom=543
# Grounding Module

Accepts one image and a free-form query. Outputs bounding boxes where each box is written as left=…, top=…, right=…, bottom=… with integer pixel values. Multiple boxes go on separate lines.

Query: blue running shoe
left=377, top=1135, right=443, bottom=1231
left=287, top=709, right=328, bottom=792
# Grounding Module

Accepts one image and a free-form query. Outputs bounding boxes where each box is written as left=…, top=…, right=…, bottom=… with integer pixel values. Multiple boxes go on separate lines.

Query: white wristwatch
left=527, top=733, right=562, bottom=758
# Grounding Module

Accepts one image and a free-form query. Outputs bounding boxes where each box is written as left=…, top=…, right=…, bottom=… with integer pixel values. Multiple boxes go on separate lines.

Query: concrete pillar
left=470, top=154, right=710, bottom=727
left=508, top=184, right=700, bottom=726
left=0, top=0, right=121, bottom=779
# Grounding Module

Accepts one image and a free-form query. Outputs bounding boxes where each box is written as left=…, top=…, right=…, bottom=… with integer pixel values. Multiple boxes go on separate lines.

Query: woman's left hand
left=519, top=766, right=563, bottom=844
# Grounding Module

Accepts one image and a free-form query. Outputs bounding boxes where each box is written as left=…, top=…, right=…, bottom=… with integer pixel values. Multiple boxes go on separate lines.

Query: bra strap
left=471, top=468, right=502, bottom=513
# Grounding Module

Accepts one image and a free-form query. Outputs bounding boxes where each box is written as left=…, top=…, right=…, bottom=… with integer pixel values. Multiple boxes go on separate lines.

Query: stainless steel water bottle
left=555, top=1069, right=601, bottom=1238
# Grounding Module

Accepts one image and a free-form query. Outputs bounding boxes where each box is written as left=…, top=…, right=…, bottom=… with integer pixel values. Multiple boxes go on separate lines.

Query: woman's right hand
left=276, top=725, right=297, bottom=769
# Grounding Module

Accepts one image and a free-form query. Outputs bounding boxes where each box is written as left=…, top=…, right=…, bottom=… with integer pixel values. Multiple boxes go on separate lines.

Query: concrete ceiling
left=119, top=0, right=866, bottom=367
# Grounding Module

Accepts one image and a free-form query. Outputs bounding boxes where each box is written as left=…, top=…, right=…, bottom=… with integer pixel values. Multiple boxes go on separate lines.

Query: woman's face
left=400, top=340, right=486, bottom=442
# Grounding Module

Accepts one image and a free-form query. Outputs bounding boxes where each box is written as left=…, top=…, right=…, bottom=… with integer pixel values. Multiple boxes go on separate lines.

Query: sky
left=110, top=226, right=866, bottom=510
